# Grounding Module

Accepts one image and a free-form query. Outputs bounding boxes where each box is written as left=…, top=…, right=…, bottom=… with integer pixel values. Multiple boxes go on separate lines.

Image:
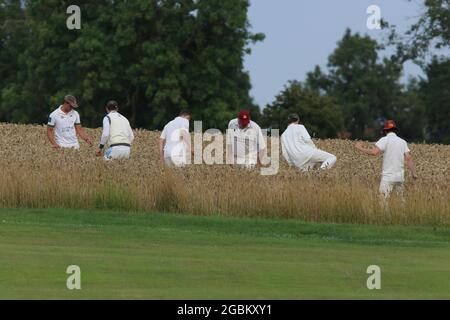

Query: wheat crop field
left=0, top=123, right=449, bottom=226
left=1, top=123, right=450, bottom=300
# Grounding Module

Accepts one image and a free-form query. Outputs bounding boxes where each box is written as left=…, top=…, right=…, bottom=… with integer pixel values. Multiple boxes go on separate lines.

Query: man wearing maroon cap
left=226, top=110, right=266, bottom=168
left=355, top=120, right=418, bottom=199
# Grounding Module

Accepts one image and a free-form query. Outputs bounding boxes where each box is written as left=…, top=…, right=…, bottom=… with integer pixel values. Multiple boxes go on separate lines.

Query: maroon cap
left=238, top=110, right=251, bottom=127
left=383, top=120, right=397, bottom=130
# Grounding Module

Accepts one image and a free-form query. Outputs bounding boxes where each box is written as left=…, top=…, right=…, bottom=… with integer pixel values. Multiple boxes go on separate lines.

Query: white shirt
left=227, top=119, right=266, bottom=165
left=99, top=111, right=134, bottom=147
left=281, top=124, right=316, bottom=167
left=47, top=106, right=81, bottom=148
left=376, top=132, right=411, bottom=182
left=160, top=117, right=190, bottom=159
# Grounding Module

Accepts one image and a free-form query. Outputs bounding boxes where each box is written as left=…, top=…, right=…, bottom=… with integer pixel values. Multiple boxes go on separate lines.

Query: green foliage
left=392, top=78, right=426, bottom=142
left=0, top=0, right=263, bottom=130
left=420, top=58, right=450, bottom=144
left=262, top=29, right=427, bottom=141
left=300, top=29, right=430, bottom=142
left=381, top=1, right=450, bottom=143
left=0, top=0, right=28, bottom=122
left=262, top=81, right=343, bottom=138
left=306, top=29, right=405, bottom=139
left=385, top=0, right=450, bottom=62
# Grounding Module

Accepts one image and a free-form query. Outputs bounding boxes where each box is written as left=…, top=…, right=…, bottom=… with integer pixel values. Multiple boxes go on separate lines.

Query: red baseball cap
left=383, top=120, right=397, bottom=130
left=238, top=110, right=251, bottom=127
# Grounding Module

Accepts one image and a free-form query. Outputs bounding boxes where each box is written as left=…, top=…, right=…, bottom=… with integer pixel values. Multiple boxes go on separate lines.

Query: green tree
left=420, top=58, right=450, bottom=144
left=381, top=0, right=450, bottom=144
left=0, top=0, right=263, bottom=130
left=385, top=0, right=450, bottom=62
left=391, top=78, right=426, bottom=142
left=262, top=81, right=343, bottom=138
left=306, top=29, right=404, bottom=139
left=0, top=0, right=28, bottom=122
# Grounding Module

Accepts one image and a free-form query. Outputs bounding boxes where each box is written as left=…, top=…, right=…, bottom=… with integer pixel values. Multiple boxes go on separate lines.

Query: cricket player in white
left=47, top=95, right=93, bottom=149
left=159, top=110, right=192, bottom=167
left=281, top=114, right=336, bottom=171
left=227, top=110, right=266, bottom=169
left=95, top=101, right=134, bottom=160
left=355, top=120, right=418, bottom=198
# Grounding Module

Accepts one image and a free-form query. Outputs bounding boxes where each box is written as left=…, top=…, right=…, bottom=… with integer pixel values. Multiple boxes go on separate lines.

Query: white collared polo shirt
left=227, top=119, right=266, bottom=166
left=375, top=132, right=411, bottom=182
left=47, top=106, right=81, bottom=148
left=160, top=117, right=190, bottom=160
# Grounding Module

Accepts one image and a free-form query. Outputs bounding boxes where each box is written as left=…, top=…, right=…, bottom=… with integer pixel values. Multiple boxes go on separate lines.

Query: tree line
left=263, top=0, right=450, bottom=144
left=1, top=1, right=449, bottom=143
left=0, top=0, right=263, bottom=130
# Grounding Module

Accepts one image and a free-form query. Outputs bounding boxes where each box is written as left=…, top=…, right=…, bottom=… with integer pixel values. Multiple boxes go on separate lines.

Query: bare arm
left=75, top=124, right=93, bottom=146
left=355, top=142, right=381, bottom=156
left=256, top=128, right=267, bottom=167
left=257, top=148, right=267, bottom=167
left=96, top=118, right=110, bottom=157
left=405, top=152, right=418, bottom=180
left=47, top=127, right=60, bottom=149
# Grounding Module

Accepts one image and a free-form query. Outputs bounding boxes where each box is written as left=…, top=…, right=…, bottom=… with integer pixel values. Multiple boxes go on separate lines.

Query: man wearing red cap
left=355, top=120, right=418, bottom=199
left=227, top=110, right=266, bottom=168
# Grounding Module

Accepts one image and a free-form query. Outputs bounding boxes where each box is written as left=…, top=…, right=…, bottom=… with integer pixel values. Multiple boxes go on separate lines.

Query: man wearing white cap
left=355, top=120, right=418, bottom=199
left=95, top=101, right=134, bottom=160
left=281, top=114, right=336, bottom=171
left=47, top=95, right=93, bottom=149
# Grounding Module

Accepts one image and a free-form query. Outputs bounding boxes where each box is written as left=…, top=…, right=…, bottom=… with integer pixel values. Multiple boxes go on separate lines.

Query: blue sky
left=244, top=0, right=427, bottom=108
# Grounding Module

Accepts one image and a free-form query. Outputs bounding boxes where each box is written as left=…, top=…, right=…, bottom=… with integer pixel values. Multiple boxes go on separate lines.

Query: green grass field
left=0, top=208, right=449, bottom=299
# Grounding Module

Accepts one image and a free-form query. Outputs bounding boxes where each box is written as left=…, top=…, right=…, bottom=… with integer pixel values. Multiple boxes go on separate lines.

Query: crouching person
left=281, top=114, right=336, bottom=171
left=95, top=101, right=134, bottom=160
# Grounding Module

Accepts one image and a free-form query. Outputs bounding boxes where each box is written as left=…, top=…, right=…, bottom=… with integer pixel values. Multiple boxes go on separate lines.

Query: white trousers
left=235, top=163, right=257, bottom=170
left=60, top=144, right=80, bottom=150
left=301, top=149, right=337, bottom=171
left=104, top=146, right=131, bottom=160
left=379, top=180, right=404, bottom=199
left=164, top=155, right=187, bottom=167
